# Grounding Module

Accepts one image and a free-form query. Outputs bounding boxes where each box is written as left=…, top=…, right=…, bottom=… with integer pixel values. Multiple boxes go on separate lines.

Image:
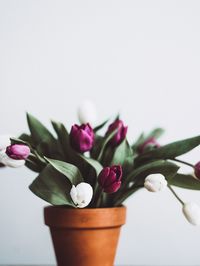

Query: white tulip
left=182, top=202, right=200, bottom=226
left=144, top=173, right=167, bottom=192
left=78, top=100, right=97, bottom=126
left=0, top=150, right=25, bottom=168
left=0, top=135, right=12, bottom=150
left=70, top=182, right=93, bottom=208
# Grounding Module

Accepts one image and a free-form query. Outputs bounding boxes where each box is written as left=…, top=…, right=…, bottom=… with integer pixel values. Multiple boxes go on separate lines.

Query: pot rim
left=44, top=204, right=126, bottom=210
left=44, top=205, right=126, bottom=229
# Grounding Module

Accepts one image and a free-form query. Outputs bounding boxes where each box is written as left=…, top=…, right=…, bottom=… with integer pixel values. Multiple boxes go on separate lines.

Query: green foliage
left=29, top=164, right=74, bottom=206
left=125, top=160, right=179, bottom=185
left=13, top=113, right=200, bottom=208
left=111, top=139, right=133, bottom=165
left=26, top=113, right=62, bottom=159
left=93, top=119, right=109, bottom=133
left=97, top=129, right=118, bottom=162
left=146, top=128, right=165, bottom=139
left=132, top=127, right=164, bottom=152
left=45, top=157, right=83, bottom=185
left=26, top=113, right=55, bottom=145
left=136, top=135, right=200, bottom=165
left=51, top=120, right=70, bottom=159
left=78, top=154, right=103, bottom=176
left=169, top=174, right=200, bottom=190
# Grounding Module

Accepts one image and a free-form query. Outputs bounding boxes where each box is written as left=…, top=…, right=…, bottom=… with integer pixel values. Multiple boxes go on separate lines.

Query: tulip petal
left=183, top=202, right=200, bottom=226
left=78, top=100, right=97, bottom=125
left=104, top=170, right=117, bottom=187
left=70, top=182, right=93, bottom=208
left=111, top=165, right=122, bottom=181
left=70, top=123, right=94, bottom=153
left=104, top=181, right=121, bottom=193
left=144, top=173, right=167, bottom=192
left=6, top=144, right=30, bottom=160
left=0, top=150, right=25, bottom=168
left=98, top=167, right=110, bottom=187
left=106, top=119, right=127, bottom=147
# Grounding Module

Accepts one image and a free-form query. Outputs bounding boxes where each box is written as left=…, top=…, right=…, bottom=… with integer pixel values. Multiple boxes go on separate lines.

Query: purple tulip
left=138, top=137, right=160, bottom=153
left=98, top=165, right=122, bottom=193
left=106, top=119, right=128, bottom=147
left=6, top=144, right=30, bottom=160
left=194, top=162, right=200, bottom=179
left=70, top=123, right=94, bottom=153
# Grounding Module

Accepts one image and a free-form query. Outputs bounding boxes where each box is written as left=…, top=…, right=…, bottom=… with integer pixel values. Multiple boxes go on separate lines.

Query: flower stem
left=172, top=158, right=194, bottom=168
left=94, top=186, right=103, bottom=207
left=168, top=184, right=184, bottom=205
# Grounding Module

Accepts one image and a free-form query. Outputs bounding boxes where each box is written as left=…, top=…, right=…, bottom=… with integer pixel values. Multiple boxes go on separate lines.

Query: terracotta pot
left=44, top=206, right=126, bottom=266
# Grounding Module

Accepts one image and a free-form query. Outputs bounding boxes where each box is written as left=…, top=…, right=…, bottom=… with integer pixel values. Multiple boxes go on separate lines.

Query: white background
left=1, top=0, right=200, bottom=265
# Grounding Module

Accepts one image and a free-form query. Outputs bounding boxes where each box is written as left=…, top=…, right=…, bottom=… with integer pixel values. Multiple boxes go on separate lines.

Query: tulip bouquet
left=2, top=111, right=200, bottom=226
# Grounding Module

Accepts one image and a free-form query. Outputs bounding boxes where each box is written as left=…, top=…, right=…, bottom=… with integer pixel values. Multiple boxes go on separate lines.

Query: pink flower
left=70, top=123, right=94, bottom=153
left=106, top=119, right=127, bottom=147
left=98, top=165, right=122, bottom=193
left=138, top=137, right=160, bottom=153
left=194, top=161, right=200, bottom=179
left=6, top=144, right=30, bottom=160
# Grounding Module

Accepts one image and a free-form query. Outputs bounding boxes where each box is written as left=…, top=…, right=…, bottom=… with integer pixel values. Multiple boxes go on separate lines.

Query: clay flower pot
left=44, top=206, right=126, bottom=266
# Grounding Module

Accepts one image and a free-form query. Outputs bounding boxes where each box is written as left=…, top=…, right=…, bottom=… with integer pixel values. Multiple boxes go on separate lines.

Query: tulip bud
left=144, top=173, right=167, bottom=192
left=182, top=202, right=200, bottom=226
left=70, top=123, right=94, bottom=153
left=0, top=135, right=11, bottom=151
left=106, top=119, right=128, bottom=147
left=78, top=100, right=97, bottom=126
left=194, top=162, right=200, bottom=179
left=98, top=165, right=122, bottom=193
left=6, top=144, right=30, bottom=160
left=138, top=137, right=160, bottom=153
left=0, top=150, right=25, bottom=168
left=70, top=182, right=93, bottom=208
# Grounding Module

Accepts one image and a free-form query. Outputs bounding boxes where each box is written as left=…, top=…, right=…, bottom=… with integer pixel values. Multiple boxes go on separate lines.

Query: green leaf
left=132, top=133, right=145, bottom=148
left=51, top=120, right=70, bottom=157
left=93, top=119, right=109, bottom=133
left=26, top=113, right=55, bottom=145
left=169, top=174, right=200, bottom=190
left=111, top=139, right=133, bottom=166
left=11, top=137, right=31, bottom=147
left=78, top=154, right=103, bottom=175
left=26, top=154, right=46, bottom=172
left=125, top=160, right=179, bottom=186
left=25, top=160, right=41, bottom=172
left=146, top=128, right=165, bottom=139
left=45, top=157, right=83, bottom=185
left=114, top=113, right=120, bottom=121
left=136, top=135, right=200, bottom=165
left=90, top=135, right=104, bottom=159
left=97, top=129, right=118, bottom=161
left=132, top=128, right=164, bottom=153
left=18, top=134, right=34, bottom=146
left=29, top=164, right=74, bottom=206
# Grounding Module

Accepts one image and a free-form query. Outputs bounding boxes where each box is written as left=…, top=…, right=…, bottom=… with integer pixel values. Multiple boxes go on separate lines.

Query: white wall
left=1, top=0, right=200, bottom=265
